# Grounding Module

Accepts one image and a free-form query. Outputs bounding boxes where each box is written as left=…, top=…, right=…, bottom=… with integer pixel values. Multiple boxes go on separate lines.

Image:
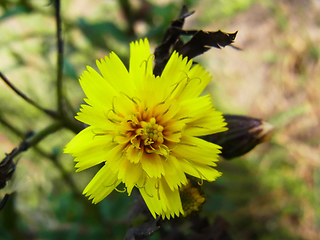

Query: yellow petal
left=117, top=159, right=143, bottom=195
left=173, top=135, right=222, bottom=167
left=179, top=95, right=227, bottom=136
left=158, top=179, right=184, bottom=218
left=162, top=155, right=188, bottom=191
left=75, top=104, right=114, bottom=130
left=65, top=127, right=111, bottom=155
left=79, top=66, right=117, bottom=108
left=139, top=178, right=161, bottom=218
left=154, top=99, right=181, bottom=125
left=129, top=39, right=153, bottom=88
left=140, top=153, right=164, bottom=178
left=83, top=164, right=121, bottom=204
left=163, top=119, right=184, bottom=143
left=161, top=51, right=192, bottom=94
left=126, top=145, right=143, bottom=164
left=177, top=64, right=212, bottom=100
left=184, top=110, right=227, bottom=136
left=180, top=158, right=222, bottom=182
left=139, top=177, right=184, bottom=219
left=96, top=52, right=133, bottom=95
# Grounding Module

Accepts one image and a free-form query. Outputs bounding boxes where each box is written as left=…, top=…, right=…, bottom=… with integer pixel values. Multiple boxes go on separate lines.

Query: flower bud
left=180, top=181, right=206, bottom=216
left=202, top=114, right=274, bottom=159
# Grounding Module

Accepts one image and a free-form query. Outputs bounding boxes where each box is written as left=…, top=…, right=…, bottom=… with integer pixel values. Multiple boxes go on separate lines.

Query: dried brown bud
left=202, top=114, right=274, bottom=159
left=180, top=181, right=206, bottom=216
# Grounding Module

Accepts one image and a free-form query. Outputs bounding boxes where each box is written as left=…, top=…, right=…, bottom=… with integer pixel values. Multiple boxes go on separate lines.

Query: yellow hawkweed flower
left=64, top=39, right=227, bottom=219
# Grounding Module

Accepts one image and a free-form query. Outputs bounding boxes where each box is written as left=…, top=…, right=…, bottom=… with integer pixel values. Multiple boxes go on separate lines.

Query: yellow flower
left=64, top=39, right=227, bottom=219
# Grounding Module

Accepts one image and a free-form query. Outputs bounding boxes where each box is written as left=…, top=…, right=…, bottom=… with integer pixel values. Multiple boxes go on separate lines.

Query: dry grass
left=200, top=1, right=320, bottom=239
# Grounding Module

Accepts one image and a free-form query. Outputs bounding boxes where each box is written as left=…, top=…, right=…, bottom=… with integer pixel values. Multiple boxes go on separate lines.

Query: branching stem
left=0, top=72, right=58, bottom=118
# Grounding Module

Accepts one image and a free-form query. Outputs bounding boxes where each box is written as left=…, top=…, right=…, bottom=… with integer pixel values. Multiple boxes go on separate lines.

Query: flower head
left=64, top=39, right=227, bottom=219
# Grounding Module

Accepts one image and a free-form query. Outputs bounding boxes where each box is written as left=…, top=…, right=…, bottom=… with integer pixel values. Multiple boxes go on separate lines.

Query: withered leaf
left=177, top=30, right=238, bottom=59
left=153, top=5, right=194, bottom=76
left=153, top=5, right=237, bottom=76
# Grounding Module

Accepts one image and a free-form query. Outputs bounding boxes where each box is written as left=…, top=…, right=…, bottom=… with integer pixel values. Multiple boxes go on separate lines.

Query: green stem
left=53, top=0, right=84, bottom=134
left=0, top=72, right=58, bottom=118
left=54, top=0, right=64, bottom=116
left=27, top=121, right=63, bottom=147
left=1, top=115, right=82, bottom=196
left=0, top=114, right=23, bottom=137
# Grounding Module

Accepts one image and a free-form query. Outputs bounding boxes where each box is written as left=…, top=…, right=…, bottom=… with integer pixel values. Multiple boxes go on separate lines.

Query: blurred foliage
left=1, top=0, right=320, bottom=239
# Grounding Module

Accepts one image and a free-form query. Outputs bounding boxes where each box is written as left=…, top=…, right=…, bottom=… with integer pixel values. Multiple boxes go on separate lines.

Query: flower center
left=126, top=115, right=169, bottom=157
left=138, top=117, right=164, bottom=146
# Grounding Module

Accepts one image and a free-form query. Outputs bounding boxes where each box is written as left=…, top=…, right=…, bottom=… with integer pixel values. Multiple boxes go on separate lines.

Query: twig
left=52, top=0, right=84, bottom=134
left=0, top=114, right=23, bottom=137
left=0, top=114, right=57, bottom=159
left=0, top=122, right=63, bottom=188
left=0, top=194, right=9, bottom=211
left=54, top=0, right=64, bottom=116
left=124, top=218, right=160, bottom=240
left=0, top=115, right=81, bottom=194
left=0, top=72, right=58, bottom=118
left=119, top=0, right=135, bottom=37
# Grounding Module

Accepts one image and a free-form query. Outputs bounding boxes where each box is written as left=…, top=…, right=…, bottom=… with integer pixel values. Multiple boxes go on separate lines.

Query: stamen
left=155, top=101, right=165, bottom=106
left=167, top=72, right=203, bottom=100
left=180, top=142, right=197, bottom=147
left=106, top=109, right=121, bottom=123
left=179, top=116, right=191, bottom=121
left=115, top=187, right=127, bottom=193
left=182, top=72, right=202, bottom=84
left=162, top=108, right=170, bottom=116
left=191, top=165, right=208, bottom=183
left=135, top=177, right=147, bottom=189
left=155, top=181, right=160, bottom=200
left=111, top=96, right=118, bottom=114
left=120, top=92, right=141, bottom=105
left=104, top=178, right=119, bottom=188
left=146, top=144, right=170, bottom=159
left=140, top=54, right=155, bottom=76
left=198, top=178, right=204, bottom=186
left=130, top=134, right=141, bottom=149
left=144, top=138, right=154, bottom=145
left=191, top=126, right=209, bottom=130
left=91, top=129, right=113, bottom=138
left=143, top=186, right=153, bottom=198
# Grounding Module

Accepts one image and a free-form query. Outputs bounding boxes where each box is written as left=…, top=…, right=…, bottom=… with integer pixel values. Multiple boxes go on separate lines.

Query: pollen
left=126, top=113, right=167, bottom=156
left=139, top=118, right=164, bottom=144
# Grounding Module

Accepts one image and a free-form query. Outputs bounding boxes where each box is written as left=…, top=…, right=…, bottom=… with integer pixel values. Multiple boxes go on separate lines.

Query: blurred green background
left=0, top=0, right=319, bottom=239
